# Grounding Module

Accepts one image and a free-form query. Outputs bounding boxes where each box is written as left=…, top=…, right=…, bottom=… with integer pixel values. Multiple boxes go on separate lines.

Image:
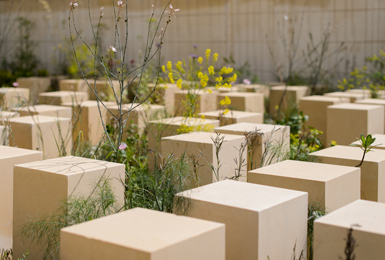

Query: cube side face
left=258, top=194, right=308, bottom=260
left=226, top=96, right=246, bottom=112
left=8, top=122, right=33, bottom=149
left=219, top=137, right=247, bottom=182
left=87, top=105, right=106, bottom=145
left=378, top=161, right=385, bottom=202
left=245, top=94, right=264, bottom=114
left=200, top=93, right=218, bottom=113
left=260, top=126, right=290, bottom=168
left=367, top=106, right=385, bottom=135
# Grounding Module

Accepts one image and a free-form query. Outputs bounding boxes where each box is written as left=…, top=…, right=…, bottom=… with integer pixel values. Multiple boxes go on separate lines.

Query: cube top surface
left=249, top=160, right=359, bottom=182
left=315, top=200, right=385, bottom=234
left=199, top=110, right=262, bottom=118
left=217, top=92, right=262, bottom=97
left=14, top=156, right=123, bottom=175
left=12, top=105, right=69, bottom=113
left=39, top=91, right=87, bottom=97
left=328, top=103, right=383, bottom=111
left=163, top=131, right=243, bottom=144
left=62, top=100, right=115, bottom=108
left=300, top=95, right=349, bottom=103
left=324, top=92, right=364, bottom=98
left=177, top=180, right=307, bottom=211
left=355, top=98, right=385, bottom=105
left=311, top=145, right=385, bottom=163
left=0, top=111, right=19, bottom=118
left=235, top=83, right=266, bottom=88
left=149, top=117, right=219, bottom=126
left=0, top=88, right=28, bottom=94
left=0, top=145, right=42, bottom=159
left=147, top=83, right=177, bottom=89
left=175, top=89, right=214, bottom=96
left=215, top=122, right=286, bottom=134
left=61, top=207, right=224, bottom=252
left=4, top=115, right=69, bottom=124
left=109, top=103, right=164, bottom=111
left=271, top=86, right=308, bottom=91
left=351, top=134, right=385, bottom=148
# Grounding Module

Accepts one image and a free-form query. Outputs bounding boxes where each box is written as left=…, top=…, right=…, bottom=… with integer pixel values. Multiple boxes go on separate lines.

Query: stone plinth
left=326, top=103, right=384, bottom=146
left=38, top=91, right=88, bottom=105
left=248, top=160, right=360, bottom=211
left=347, top=88, right=384, bottom=98
left=86, top=80, right=121, bottom=101
left=323, top=92, right=365, bottom=103
left=0, top=111, right=19, bottom=120
left=198, top=110, right=263, bottom=126
left=0, top=115, right=72, bottom=159
left=217, top=92, right=264, bottom=113
left=299, top=96, right=349, bottom=145
left=269, top=86, right=310, bottom=115
left=16, top=77, right=51, bottom=103
left=162, top=132, right=247, bottom=184
left=215, top=123, right=290, bottom=170
left=310, top=145, right=385, bottom=202
left=13, top=156, right=125, bottom=260
left=314, top=200, right=385, bottom=260
left=0, top=146, right=42, bottom=249
left=175, top=180, right=308, bottom=260
left=356, top=98, right=385, bottom=133
left=147, top=83, right=179, bottom=115
left=60, top=208, right=225, bottom=260
left=0, top=88, right=29, bottom=109
left=147, top=117, right=220, bottom=171
left=236, top=84, right=270, bottom=98
left=174, top=90, right=218, bottom=116
left=59, top=79, right=88, bottom=92
left=351, top=134, right=385, bottom=150
left=12, top=104, right=72, bottom=118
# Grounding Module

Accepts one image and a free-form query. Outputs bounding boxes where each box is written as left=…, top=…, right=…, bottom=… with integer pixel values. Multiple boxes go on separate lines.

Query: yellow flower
left=167, top=61, right=172, bottom=71
left=216, top=76, right=223, bottom=82
left=168, top=72, right=174, bottom=83
left=205, top=49, right=211, bottom=60
left=200, top=114, right=205, bottom=119
left=200, top=79, right=207, bottom=87
left=161, top=65, right=166, bottom=73
left=330, top=140, right=337, bottom=146
left=213, top=53, right=218, bottom=62
left=275, top=105, right=279, bottom=110
left=177, top=79, right=182, bottom=89
left=207, top=88, right=212, bottom=94
left=208, top=66, right=214, bottom=75
left=220, top=96, right=231, bottom=106
left=198, top=57, right=203, bottom=64
left=223, top=108, right=230, bottom=115
left=198, top=72, right=203, bottom=79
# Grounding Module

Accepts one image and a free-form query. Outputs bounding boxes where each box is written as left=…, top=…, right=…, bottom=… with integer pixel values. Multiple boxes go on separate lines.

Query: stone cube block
left=16, top=77, right=51, bottom=103
left=60, top=208, right=225, bottom=260
left=0, top=146, right=42, bottom=249
left=347, top=88, right=385, bottom=98
left=356, top=98, right=385, bottom=132
left=147, top=83, right=179, bottom=114
left=269, top=86, right=309, bottom=115
left=174, top=90, right=218, bottom=116
left=0, top=111, right=19, bottom=120
left=215, top=123, right=290, bottom=170
left=236, top=83, right=270, bottom=98
left=162, top=132, right=247, bottom=184
left=0, top=115, right=72, bottom=159
left=86, top=80, right=121, bottom=101
left=299, top=96, right=349, bottom=145
left=314, top=200, right=385, bottom=260
left=12, top=104, right=72, bottom=118
left=324, top=91, right=365, bottom=103
left=13, top=156, right=125, bottom=260
left=59, top=79, right=88, bottom=92
left=248, top=160, right=361, bottom=211
left=217, top=92, right=264, bottom=113
left=175, top=180, right=308, bottom=260
left=0, top=88, right=29, bottom=109
left=310, top=145, right=385, bottom=202
left=326, top=103, right=384, bottom=146
left=38, top=91, right=88, bottom=105
left=198, top=110, right=263, bottom=126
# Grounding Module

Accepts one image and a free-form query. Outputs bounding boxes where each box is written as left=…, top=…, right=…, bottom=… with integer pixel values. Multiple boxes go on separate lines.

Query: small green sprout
left=351, top=134, right=379, bottom=167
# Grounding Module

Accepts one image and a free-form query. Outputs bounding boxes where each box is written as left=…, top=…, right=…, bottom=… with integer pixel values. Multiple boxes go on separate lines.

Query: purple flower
left=119, top=143, right=127, bottom=150
left=12, top=82, right=19, bottom=87
left=193, top=44, right=198, bottom=48
left=189, top=54, right=198, bottom=59
left=243, top=79, right=251, bottom=85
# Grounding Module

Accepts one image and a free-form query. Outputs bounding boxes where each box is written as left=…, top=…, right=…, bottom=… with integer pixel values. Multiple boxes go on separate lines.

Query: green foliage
left=0, top=249, right=29, bottom=260
left=351, top=133, right=379, bottom=167
left=307, top=203, right=326, bottom=260
left=0, top=70, right=16, bottom=88
left=68, top=43, right=97, bottom=79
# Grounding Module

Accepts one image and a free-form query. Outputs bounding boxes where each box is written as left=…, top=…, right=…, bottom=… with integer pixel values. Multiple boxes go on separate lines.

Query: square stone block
left=13, top=156, right=125, bottom=260
left=174, top=90, right=218, bottom=116
left=209, top=86, right=240, bottom=94
left=147, top=83, right=179, bottom=114
left=16, top=77, right=51, bottom=103
left=0, top=146, right=42, bottom=249
left=147, top=117, right=220, bottom=171
left=86, top=80, right=121, bottom=101
left=0, top=111, right=19, bottom=120
left=236, top=84, right=270, bottom=98
left=12, top=104, right=72, bottom=118
left=269, top=86, right=310, bottom=115
left=0, top=115, right=72, bottom=159
left=62, top=101, right=108, bottom=145
left=351, top=134, right=385, bottom=150
left=326, top=103, right=384, bottom=146
left=38, top=91, right=88, bottom=105
left=248, top=160, right=361, bottom=211
left=324, top=91, right=365, bottom=103
left=314, top=200, right=385, bottom=260
left=299, top=96, right=349, bottom=145
left=59, top=79, right=88, bottom=92
left=0, top=88, right=29, bottom=109
left=347, top=88, right=385, bottom=98
left=356, top=98, right=385, bottom=133
left=108, top=103, right=165, bottom=139
left=310, top=145, right=385, bottom=202
left=60, top=208, right=225, bottom=260
left=215, top=123, right=290, bottom=170
left=217, top=92, right=264, bottom=113
left=198, top=110, right=263, bottom=126
left=162, top=132, right=247, bottom=184
left=176, top=180, right=308, bottom=260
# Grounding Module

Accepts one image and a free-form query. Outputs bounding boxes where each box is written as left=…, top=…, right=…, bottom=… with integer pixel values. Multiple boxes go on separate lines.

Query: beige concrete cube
left=87, top=80, right=121, bottom=101
left=162, top=132, right=247, bottom=184
left=351, top=134, right=385, bottom=150
left=60, top=208, right=225, bottom=260
left=59, top=79, right=89, bottom=92
left=0, top=111, right=19, bottom=120
left=12, top=104, right=72, bottom=118
left=314, top=200, right=385, bottom=260
left=0, top=88, right=29, bottom=109
left=218, top=92, right=264, bottom=113
left=347, top=88, right=385, bottom=98
left=147, top=117, right=220, bottom=171
left=16, top=77, right=51, bottom=103
left=108, top=103, right=165, bottom=139
left=215, top=123, right=290, bottom=170
left=299, top=96, right=349, bottom=145
left=324, top=91, right=365, bottom=103
left=198, top=110, right=263, bottom=126
left=176, top=180, right=308, bottom=260
left=13, top=156, right=125, bottom=260
left=248, top=160, right=361, bottom=211
left=269, top=86, right=310, bottom=115
left=174, top=90, right=218, bottom=116
left=38, top=91, right=88, bottom=105
left=0, top=111, right=19, bottom=145
left=236, top=84, right=270, bottom=98
left=326, top=103, right=384, bottom=146
left=209, top=86, right=240, bottom=94
left=0, top=146, right=42, bottom=249
left=147, top=83, right=179, bottom=114
left=62, top=101, right=108, bottom=145
left=356, top=98, right=385, bottom=133
left=0, top=115, right=72, bottom=159
left=310, top=145, right=385, bottom=202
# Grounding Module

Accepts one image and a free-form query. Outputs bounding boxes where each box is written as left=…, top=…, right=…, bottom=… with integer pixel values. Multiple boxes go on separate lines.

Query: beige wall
left=0, top=0, right=384, bottom=82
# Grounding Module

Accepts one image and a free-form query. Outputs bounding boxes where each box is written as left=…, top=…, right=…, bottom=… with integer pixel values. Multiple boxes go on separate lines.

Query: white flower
left=165, top=4, right=179, bottom=17
left=69, top=1, right=78, bottom=10
left=117, top=1, right=125, bottom=8
left=284, top=15, right=288, bottom=21
left=109, top=46, right=117, bottom=53
left=100, top=6, right=104, bottom=17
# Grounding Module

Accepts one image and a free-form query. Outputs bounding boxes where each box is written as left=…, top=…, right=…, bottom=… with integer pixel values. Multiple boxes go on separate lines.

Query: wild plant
left=340, top=225, right=360, bottom=260
left=231, top=136, right=248, bottom=181
left=208, top=132, right=225, bottom=182
left=307, top=203, right=327, bottom=260
left=0, top=249, right=29, bottom=260
left=260, top=126, right=290, bottom=167
left=351, top=133, right=379, bottom=167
